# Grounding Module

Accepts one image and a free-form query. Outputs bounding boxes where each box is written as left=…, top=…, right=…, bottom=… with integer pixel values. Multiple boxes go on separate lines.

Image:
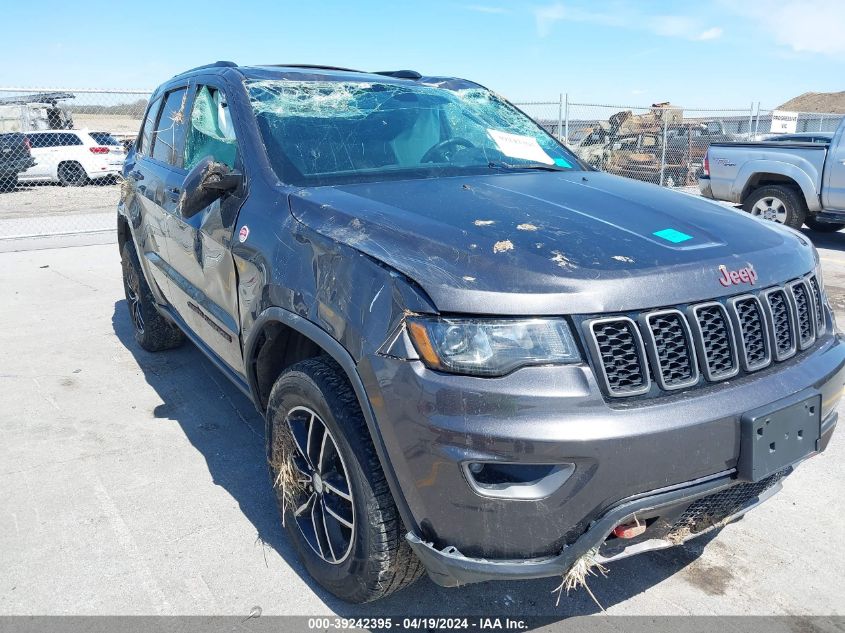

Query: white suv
left=20, top=129, right=126, bottom=186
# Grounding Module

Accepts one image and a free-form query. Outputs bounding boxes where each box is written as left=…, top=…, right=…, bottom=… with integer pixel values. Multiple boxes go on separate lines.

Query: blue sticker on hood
left=653, top=228, right=693, bottom=243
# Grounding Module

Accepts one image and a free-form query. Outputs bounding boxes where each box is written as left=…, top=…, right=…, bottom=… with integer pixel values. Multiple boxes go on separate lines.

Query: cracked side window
left=184, top=85, right=238, bottom=171
left=152, top=88, right=188, bottom=166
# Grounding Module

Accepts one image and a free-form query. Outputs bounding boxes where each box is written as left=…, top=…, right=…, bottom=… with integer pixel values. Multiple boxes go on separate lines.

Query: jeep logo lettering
left=718, top=264, right=757, bottom=286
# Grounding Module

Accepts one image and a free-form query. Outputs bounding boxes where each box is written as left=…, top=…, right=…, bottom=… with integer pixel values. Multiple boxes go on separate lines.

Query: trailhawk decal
left=718, top=264, right=757, bottom=286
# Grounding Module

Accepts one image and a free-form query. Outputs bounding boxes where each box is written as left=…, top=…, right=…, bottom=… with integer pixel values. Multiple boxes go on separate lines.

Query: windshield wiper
left=487, top=160, right=567, bottom=172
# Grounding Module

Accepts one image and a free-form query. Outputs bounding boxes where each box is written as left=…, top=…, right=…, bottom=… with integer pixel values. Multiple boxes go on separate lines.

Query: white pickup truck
left=700, top=116, right=845, bottom=232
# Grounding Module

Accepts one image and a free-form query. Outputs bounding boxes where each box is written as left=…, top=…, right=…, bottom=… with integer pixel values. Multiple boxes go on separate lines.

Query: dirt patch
left=681, top=559, right=734, bottom=596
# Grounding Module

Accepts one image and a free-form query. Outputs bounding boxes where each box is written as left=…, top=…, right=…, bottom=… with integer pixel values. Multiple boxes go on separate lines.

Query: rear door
left=126, top=87, right=190, bottom=298
left=163, top=80, right=245, bottom=374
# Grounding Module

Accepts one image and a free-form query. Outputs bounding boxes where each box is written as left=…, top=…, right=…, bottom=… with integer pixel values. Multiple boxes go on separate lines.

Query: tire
left=742, top=185, right=807, bottom=229
left=120, top=241, right=185, bottom=352
left=57, top=161, right=89, bottom=187
left=804, top=217, right=845, bottom=232
left=267, top=357, right=424, bottom=603
left=0, top=174, right=18, bottom=192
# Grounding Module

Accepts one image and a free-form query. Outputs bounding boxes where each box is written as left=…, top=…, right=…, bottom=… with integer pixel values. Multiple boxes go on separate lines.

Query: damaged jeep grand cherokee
left=118, top=61, right=844, bottom=603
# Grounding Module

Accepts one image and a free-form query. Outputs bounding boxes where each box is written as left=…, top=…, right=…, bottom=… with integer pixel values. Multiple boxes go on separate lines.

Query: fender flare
left=243, top=306, right=420, bottom=534
left=734, top=159, right=821, bottom=212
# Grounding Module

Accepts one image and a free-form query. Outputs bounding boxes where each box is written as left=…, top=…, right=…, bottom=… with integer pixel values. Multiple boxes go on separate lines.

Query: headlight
left=406, top=317, right=581, bottom=376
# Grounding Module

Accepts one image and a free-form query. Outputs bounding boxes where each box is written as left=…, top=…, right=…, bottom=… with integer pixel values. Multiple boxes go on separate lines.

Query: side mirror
left=179, top=157, right=242, bottom=219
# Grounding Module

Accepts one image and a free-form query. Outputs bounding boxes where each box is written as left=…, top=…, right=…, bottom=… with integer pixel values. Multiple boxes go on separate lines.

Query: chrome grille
left=643, top=310, right=698, bottom=390
left=730, top=296, right=771, bottom=371
left=586, top=275, right=821, bottom=398
left=789, top=280, right=815, bottom=349
left=763, top=289, right=796, bottom=361
left=808, top=275, right=825, bottom=333
left=588, top=318, right=649, bottom=396
left=690, top=303, right=738, bottom=381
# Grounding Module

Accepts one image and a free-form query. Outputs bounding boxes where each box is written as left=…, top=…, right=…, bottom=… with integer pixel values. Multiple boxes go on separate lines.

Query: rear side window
left=55, top=133, right=82, bottom=147
left=138, top=97, right=162, bottom=155
left=90, top=132, right=120, bottom=146
left=152, top=88, right=188, bottom=166
left=29, top=133, right=57, bottom=148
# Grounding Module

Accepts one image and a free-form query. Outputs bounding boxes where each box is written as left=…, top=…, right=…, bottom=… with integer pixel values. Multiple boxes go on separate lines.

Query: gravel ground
left=0, top=232, right=844, bottom=620
left=0, top=182, right=119, bottom=220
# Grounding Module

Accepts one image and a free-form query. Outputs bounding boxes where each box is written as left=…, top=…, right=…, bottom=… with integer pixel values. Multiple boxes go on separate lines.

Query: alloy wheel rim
left=125, top=267, right=144, bottom=334
left=61, top=164, right=81, bottom=183
left=284, top=406, right=355, bottom=564
left=751, top=196, right=787, bottom=223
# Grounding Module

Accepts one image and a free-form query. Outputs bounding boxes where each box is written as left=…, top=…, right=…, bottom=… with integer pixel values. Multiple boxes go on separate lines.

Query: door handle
left=129, top=170, right=144, bottom=181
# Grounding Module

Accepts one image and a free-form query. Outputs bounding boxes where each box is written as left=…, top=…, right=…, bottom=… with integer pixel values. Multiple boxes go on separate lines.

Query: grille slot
left=588, top=318, right=650, bottom=397
left=763, top=289, right=796, bottom=361
left=788, top=280, right=816, bottom=349
left=670, top=470, right=787, bottom=537
left=808, top=275, right=825, bottom=334
left=643, top=310, right=698, bottom=390
left=729, top=296, right=771, bottom=371
left=690, top=303, right=738, bottom=381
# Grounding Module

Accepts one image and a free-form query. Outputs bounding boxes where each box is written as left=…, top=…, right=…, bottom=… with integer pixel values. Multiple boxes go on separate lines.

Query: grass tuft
left=269, top=424, right=309, bottom=526
left=551, top=547, right=609, bottom=611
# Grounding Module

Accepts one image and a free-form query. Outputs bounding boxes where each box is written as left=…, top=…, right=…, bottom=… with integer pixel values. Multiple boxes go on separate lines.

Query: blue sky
left=2, top=0, right=843, bottom=108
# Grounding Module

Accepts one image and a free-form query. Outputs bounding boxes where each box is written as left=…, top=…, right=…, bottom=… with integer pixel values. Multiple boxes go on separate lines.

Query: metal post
left=748, top=102, right=754, bottom=137
left=819, top=113, right=825, bottom=132
left=659, top=108, right=668, bottom=187
left=753, top=102, right=761, bottom=139
left=557, top=93, right=564, bottom=142
left=564, top=93, right=570, bottom=144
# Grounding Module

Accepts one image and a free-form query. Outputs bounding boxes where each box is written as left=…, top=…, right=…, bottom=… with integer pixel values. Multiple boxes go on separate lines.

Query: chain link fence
left=1, top=87, right=844, bottom=242
left=0, top=88, right=149, bottom=241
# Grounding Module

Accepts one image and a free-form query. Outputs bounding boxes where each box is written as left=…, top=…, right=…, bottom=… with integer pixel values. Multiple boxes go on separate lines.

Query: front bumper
left=358, top=328, right=845, bottom=586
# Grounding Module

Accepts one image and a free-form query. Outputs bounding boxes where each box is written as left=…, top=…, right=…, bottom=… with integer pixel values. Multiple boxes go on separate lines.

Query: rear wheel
left=267, top=357, right=424, bottom=603
left=57, top=161, right=88, bottom=186
left=804, top=217, right=845, bottom=232
left=121, top=242, right=185, bottom=352
left=742, top=185, right=806, bottom=229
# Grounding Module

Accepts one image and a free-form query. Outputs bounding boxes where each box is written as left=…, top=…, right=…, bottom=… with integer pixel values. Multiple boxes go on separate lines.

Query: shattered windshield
left=247, top=79, right=581, bottom=186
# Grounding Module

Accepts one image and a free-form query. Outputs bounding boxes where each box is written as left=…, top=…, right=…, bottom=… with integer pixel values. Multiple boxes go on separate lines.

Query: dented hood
left=288, top=171, right=816, bottom=315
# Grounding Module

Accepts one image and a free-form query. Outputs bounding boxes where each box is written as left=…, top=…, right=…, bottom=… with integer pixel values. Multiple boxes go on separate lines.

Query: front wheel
left=267, top=357, right=424, bottom=603
left=742, top=185, right=807, bottom=229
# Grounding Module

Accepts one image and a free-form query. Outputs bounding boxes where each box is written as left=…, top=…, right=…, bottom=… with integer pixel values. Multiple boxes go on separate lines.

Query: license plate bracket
left=738, top=393, right=821, bottom=482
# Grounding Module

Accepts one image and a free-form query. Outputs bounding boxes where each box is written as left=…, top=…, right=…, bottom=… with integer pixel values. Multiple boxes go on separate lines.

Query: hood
left=288, top=171, right=816, bottom=315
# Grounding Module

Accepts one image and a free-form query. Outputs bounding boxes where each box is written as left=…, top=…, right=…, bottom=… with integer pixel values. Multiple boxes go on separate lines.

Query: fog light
left=463, top=462, right=574, bottom=500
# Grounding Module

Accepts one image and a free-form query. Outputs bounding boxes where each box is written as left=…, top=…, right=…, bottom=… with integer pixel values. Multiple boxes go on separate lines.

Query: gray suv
left=117, top=62, right=844, bottom=603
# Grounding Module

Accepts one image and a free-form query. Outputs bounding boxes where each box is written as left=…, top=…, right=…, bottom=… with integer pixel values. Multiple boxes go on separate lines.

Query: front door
left=163, top=81, right=245, bottom=375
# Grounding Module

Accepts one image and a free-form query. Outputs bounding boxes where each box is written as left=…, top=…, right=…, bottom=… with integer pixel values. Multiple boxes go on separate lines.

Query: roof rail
left=262, top=64, right=365, bottom=73
left=173, top=61, right=238, bottom=77
left=372, top=70, right=422, bottom=80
